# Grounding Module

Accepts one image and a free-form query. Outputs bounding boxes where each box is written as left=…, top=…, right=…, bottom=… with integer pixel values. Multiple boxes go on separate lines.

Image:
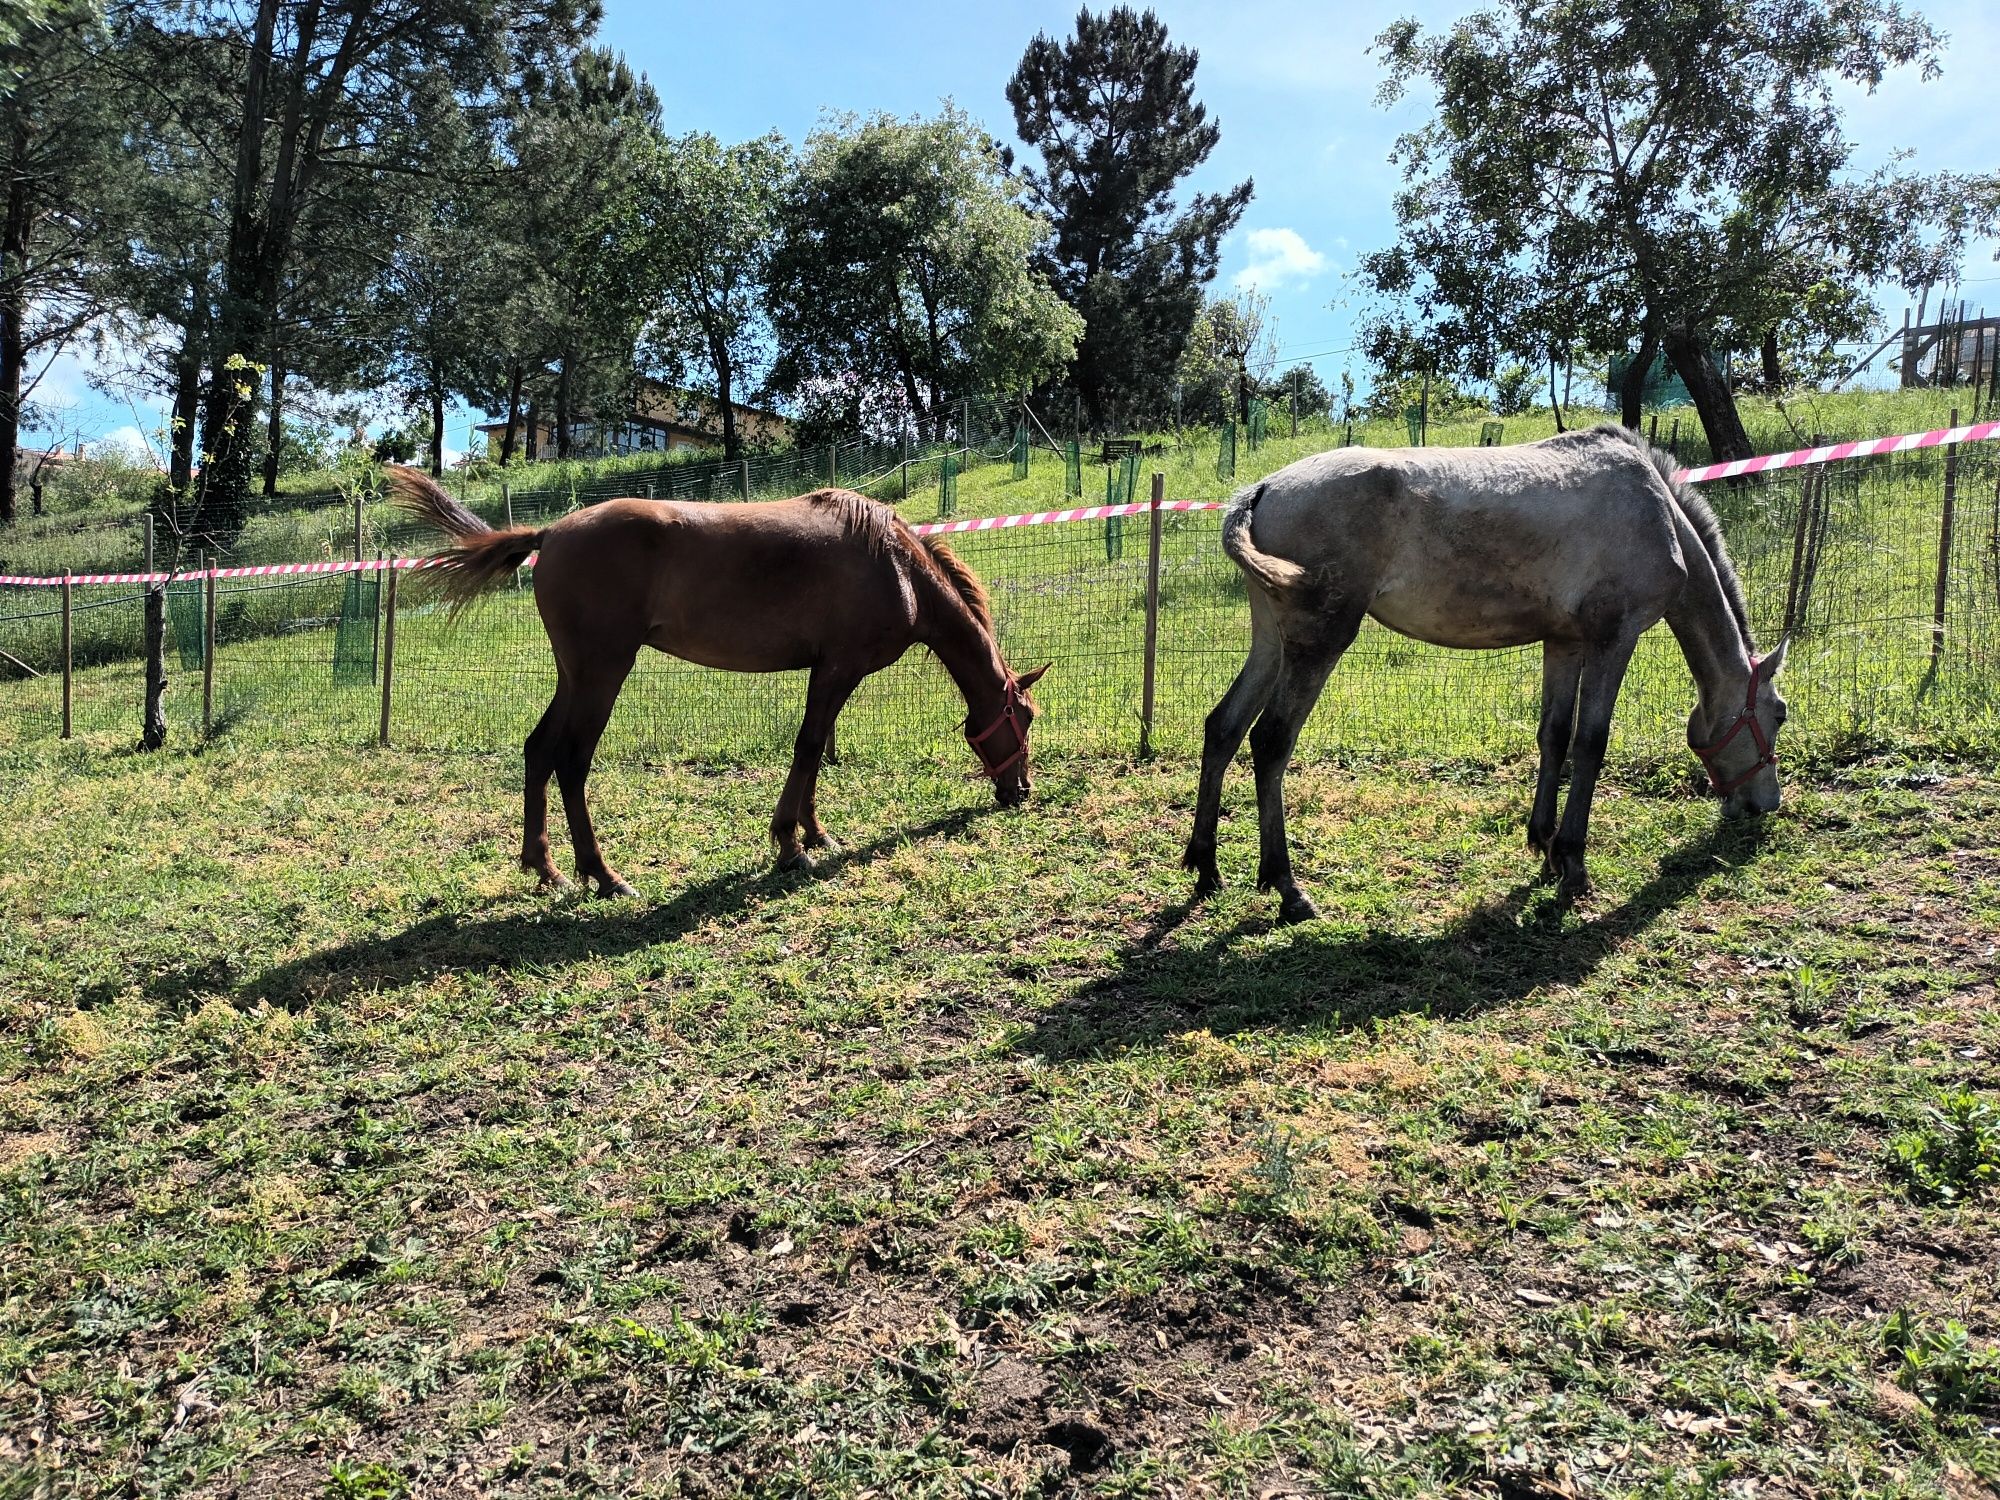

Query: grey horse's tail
left=1221, top=483, right=1307, bottom=594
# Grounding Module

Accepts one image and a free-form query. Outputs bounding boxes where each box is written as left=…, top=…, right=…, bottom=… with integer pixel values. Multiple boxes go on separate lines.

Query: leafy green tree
left=767, top=107, right=1081, bottom=441
left=164, top=0, right=597, bottom=532
left=1270, top=363, right=1331, bottom=420
left=505, top=45, right=660, bottom=461
left=1365, top=0, right=1997, bottom=461
left=1176, top=290, right=1275, bottom=425
left=636, top=130, right=791, bottom=461
left=1007, top=5, right=1251, bottom=429
left=0, top=0, right=123, bottom=523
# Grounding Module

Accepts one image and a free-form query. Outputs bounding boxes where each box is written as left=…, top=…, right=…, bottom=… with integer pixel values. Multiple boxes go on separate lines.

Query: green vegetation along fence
left=6, top=444, right=1998, bottom=771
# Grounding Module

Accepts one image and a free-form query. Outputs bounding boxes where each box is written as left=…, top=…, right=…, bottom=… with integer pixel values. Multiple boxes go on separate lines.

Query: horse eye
left=1775, top=704, right=1789, bottom=725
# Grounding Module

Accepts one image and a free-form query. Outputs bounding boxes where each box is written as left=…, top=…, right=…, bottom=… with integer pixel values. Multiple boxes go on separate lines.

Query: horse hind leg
left=1249, top=608, right=1361, bottom=923
left=1183, top=612, right=1284, bottom=896
left=552, top=653, right=638, bottom=898
left=521, top=681, right=569, bottom=887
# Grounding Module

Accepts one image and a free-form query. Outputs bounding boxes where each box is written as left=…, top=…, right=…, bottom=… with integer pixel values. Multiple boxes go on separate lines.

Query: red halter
left=966, top=676, right=1031, bottom=778
left=1692, top=654, right=1776, bottom=796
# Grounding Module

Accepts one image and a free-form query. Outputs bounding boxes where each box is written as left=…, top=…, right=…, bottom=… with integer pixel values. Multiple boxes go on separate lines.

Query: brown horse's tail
left=1221, top=483, right=1307, bottom=594
left=386, top=466, right=543, bottom=615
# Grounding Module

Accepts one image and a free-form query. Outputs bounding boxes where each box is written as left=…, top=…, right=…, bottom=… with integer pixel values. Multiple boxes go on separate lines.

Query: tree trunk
left=555, top=356, right=572, bottom=460
left=1761, top=327, right=1783, bottom=391
left=500, top=362, right=523, bottom=466
left=428, top=358, right=445, bottom=476
left=262, top=359, right=284, bottom=496
left=0, top=289, right=22, bottom=527
left=168, top=328, right=201, bottom=499
left=713, top=339, right=738, bottom=461
left=1664, top=326, right=1753, bottom=464
left=1547, top=349, right=1566, bottom=433
left=1619, top=327, right=1656, bottom=430
left=0, top=140, right=29, bottom=527
left=195, top=0, right=279, bottom=537
left=525, top=401, right=539, bottom=462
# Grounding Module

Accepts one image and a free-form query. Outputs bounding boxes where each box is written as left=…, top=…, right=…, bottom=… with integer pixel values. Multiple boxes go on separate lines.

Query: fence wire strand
left=5, top=448, right=1998, bottom=766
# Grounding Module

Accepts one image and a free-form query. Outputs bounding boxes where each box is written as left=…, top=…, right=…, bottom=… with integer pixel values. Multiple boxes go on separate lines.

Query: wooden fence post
left=352, top=486, right=364, bottom=562
left=740, top=459, right=751, bottom=502
left=379, top=563, right=399, bottom=747
left=202, top=557, right=216, bottom=737
left=1139, top=472, right=1164, bottom=758
left=60, top=574, right=72, bottom=739
left=827, top=444, right=837, bottom=486
left=1930, top=407, right=1959, bottom=676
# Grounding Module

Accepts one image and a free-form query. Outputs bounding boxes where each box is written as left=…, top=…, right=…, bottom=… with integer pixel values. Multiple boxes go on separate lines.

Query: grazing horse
left=390, top=469, right=1048, bottom=896
left=1185, top=424, right=1788, bottom=921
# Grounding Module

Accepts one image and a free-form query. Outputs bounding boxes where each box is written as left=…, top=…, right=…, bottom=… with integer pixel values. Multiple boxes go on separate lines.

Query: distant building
left=477, top=382, right=791, bottom=461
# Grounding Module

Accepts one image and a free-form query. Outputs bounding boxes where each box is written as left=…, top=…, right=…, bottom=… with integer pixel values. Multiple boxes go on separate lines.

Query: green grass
left=2, top=728, right=1998, bottom=1496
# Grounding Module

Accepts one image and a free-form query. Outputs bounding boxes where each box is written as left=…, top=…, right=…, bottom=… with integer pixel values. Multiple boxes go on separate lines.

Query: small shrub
left=1883, top=1310, right=2000, bottom=1415
left=1887, top=1088, right=1999, bottom=1203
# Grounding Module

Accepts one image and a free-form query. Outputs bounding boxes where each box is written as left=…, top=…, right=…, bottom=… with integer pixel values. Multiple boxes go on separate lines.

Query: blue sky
left=37, top=0, right=2000, bottom=460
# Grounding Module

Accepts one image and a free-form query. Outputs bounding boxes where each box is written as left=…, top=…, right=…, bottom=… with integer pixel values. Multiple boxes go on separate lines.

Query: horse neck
left=918, top=570, right=1010, bottom=717
left=1662, top=502, right=1753, bottom=728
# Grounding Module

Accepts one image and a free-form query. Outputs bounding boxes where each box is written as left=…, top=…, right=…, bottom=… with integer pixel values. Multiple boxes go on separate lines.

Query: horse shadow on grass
left=1015, top=817, right=1776, bottom=1061
left=236, top=806, right=986, bottom=1012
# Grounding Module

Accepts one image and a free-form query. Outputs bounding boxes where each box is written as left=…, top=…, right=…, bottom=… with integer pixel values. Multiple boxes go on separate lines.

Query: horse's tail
left=1221, top=483, right=1307, bottom=594
left=386, top=466, right=543, bottom=615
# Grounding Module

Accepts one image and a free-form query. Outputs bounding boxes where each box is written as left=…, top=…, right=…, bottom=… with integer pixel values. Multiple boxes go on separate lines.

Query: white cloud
left=1234, top=227, right=1331, bottom=292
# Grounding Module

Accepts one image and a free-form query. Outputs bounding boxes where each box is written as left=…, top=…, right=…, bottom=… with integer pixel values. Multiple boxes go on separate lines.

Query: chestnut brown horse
left=390, top=469, right=1048, bottom=896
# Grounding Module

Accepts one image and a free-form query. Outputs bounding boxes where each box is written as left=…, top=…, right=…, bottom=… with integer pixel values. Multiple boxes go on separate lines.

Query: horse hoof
left=803, top=832, right=840, bottom=855
left=597, top=877, right=639, bottom=899
left=1191, top=871, right=1220, bottom=900
left=533, top=869, right=571, bottom=891
left=775, top=850, right=814, bottom=873
left=1277, top=892, right=1320, bottom=925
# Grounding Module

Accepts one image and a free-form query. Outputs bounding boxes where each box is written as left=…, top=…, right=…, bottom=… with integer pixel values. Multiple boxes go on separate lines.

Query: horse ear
left=1757, top=639, right=1789, bottom=680
left=1016, top=661, right=1052, bottom=691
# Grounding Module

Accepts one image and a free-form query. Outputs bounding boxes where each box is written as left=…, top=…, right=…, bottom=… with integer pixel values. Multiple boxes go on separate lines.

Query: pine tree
left=1007, top=5, right=1251, bottom=430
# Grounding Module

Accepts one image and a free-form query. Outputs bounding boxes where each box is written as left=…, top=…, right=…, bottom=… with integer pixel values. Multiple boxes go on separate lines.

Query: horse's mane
left=803, top=488, right=899, bottom=554
left=921, top=536, right=994, bottom=634
left=801, top=487, right=995, bottom=634
left=1593, top=423, right=1752, bottom=645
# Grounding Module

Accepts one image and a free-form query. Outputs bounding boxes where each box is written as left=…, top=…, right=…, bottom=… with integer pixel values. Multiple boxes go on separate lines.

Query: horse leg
left=1548, top=630, right=1642, bottom=897
left=1527, top=641, right=1585, bottom=864
left=1250, top=611, right=1360, bottom=923
left=1183, top=613, right=1284, bottom=896
left=552, top=654, right=637, bottom=898
left=521, top=678, right=569, bottom=887
left=773, top=666, right=862, bottom=870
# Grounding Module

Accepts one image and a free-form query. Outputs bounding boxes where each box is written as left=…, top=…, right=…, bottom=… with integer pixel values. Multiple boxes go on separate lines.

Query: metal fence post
left=1928, top=407, right=1959, bottom=679
left=60, top=574, right=72, bottom=739
left=202, top=557, right=216, bottom=737
left=352, top=485, right=364, bottom=562
left=379, top=563, right=399, bottom=747
left=1139, top=472, right=1164, bottom=759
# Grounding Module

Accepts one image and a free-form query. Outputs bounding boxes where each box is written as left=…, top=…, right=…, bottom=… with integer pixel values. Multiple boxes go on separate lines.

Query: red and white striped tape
left=5, top=420, right=1994, bottom=589
left=1669, top=419, right=2000, bottom=483
left=908, top=497, right=1221, bottom=536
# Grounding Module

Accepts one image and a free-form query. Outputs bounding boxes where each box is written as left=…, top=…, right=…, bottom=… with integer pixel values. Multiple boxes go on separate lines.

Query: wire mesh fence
left=5, top=445, right=1997, bottom=769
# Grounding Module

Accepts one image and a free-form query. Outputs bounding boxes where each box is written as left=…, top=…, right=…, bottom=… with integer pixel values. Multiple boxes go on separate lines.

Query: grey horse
left=1185, top=423, right=1788, bottom=922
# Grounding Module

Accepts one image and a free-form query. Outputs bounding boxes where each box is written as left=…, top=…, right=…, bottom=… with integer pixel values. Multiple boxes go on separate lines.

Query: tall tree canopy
left=767, top=107, right=1081, bottom=441
left=1007, top=4, right=1250, bottom=430
left=0, top=0, right=124, bottom=522
left=636, top=130, right=791, bottom=461
left=160, top=0, right=598, bottom=533
left=1364, top=0, right=1998, bottom=460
